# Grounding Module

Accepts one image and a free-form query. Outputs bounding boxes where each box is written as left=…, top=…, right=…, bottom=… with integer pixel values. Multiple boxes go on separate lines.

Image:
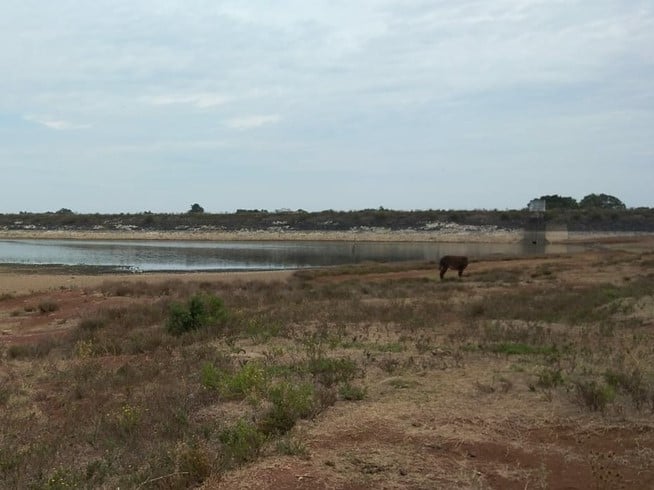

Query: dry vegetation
left=1, top=248, right=654, bottom=489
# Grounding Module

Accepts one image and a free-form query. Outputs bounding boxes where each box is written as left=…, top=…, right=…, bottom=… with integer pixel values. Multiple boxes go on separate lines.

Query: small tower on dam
left=525, top=199, right=546, bottom=245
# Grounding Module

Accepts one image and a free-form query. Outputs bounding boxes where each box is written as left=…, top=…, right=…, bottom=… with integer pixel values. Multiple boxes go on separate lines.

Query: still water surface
left=0, top=239, right=575, bottom=272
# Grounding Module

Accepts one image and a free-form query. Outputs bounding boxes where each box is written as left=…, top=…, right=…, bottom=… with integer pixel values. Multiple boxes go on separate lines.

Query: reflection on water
left=0, top=239, right=578, bottom=272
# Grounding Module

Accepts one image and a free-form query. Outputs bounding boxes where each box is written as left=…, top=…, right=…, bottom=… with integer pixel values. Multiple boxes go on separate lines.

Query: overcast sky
left=1, top=1, right=652, bottom=213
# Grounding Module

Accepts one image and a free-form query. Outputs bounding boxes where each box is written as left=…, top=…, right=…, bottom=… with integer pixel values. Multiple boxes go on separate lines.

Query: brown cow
left=439, top=255, right=468, bottom=280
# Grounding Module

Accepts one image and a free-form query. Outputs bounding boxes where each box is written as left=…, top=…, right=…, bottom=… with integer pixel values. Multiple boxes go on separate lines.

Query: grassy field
left=1, top=247, right=653, bottom=489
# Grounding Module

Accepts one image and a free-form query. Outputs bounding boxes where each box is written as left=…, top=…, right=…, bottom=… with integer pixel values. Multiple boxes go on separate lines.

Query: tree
left=579, top=194, right=626, bottom=210
left=537, top=195, right=578, bottom=210
left=188, top=203, right=205, bottom=214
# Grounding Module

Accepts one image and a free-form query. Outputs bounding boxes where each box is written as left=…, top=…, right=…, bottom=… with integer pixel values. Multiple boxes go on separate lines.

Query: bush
left=39, top=300, right=59, bottom=314
left=219, top=362, right=268, bottom=400
left=166, top=293, right=228, bottom=336
left=307, top=357, right=359, bottom=387
left=339, top=382, right=367, bottom=401
left=219, top=419, right=266, bottom=466
left=537, top=368, right=564, bottom=389
left=260, top=381, right=315, bottom=435
left=575, top=380, right=615, bottom=412
left=604, top=368, right=650, bottom=409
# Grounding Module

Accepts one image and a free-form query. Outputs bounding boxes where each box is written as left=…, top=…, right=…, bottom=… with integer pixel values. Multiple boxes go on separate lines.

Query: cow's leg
left=439, top=265, right=448, bottom=280
left=458, top=266, right=464, bottom=277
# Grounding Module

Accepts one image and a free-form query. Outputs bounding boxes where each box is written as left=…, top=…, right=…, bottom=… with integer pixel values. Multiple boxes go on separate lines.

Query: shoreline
left=0, top=228, right=522, bottom=243
left=2, top=228, right=653, bottom=244
left=0, top=231, right=652, bottom=296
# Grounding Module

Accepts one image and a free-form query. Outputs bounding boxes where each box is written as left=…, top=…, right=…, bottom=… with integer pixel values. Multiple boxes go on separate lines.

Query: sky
left=1, top=0, right=653, bottom=213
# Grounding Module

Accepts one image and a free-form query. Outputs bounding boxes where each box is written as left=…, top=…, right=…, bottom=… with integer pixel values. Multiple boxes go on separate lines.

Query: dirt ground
left=1, top=235, right=653, bottom=489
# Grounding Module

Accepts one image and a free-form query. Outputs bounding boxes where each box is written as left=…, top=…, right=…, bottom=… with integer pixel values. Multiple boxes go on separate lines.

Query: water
left=0, top=239, right=576, bottom=272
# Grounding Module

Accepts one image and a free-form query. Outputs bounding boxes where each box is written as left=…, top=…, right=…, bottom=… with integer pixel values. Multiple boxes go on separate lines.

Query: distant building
left=528, top=199, right=546, bottom=213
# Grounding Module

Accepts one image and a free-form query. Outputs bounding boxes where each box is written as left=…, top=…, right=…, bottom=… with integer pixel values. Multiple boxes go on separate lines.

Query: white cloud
left=1, top=1, right=653, bottom=210
left=225, top=114, right=281, bottom=130
left=23, top=115, right=91, bottom=131
left=144, top=93, right=231, bottom=109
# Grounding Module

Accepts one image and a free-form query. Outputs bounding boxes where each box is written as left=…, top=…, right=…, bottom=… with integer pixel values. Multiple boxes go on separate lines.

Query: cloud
left=23, top=115, right=91, bottom=131
left=1, top=1, right=653, bottom=211
left=225, top=114, right=281, bottom=130
left=144, top=93, right=231, bottom=109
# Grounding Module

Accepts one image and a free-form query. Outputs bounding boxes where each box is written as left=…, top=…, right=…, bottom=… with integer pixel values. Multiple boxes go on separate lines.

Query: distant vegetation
left=1, top=195, right=653, bottom=233
left=537, top=193, right=627, bottom=210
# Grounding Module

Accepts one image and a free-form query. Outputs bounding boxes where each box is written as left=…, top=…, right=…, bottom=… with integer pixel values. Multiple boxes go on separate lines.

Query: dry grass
left=1, top=248, right=653, bottom=489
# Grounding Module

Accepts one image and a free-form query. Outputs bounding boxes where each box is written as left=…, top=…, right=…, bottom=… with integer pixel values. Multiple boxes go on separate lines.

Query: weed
left=217, top=361, right=268, bottom=400
left=219, top=419, right=266, bottom=466
left=0, top=386, right=9, bottom=406
left=604, top=368, right=650, bottom=409
left=174, top=442, right=213, bottom=487
left=486, top=342, right=558, bottom=356
left=112, top=403, right=142, bottom=438
left=474, top=381, right=495, bottom=394
left=475, top=269, right=523, bottom=283
left=307, top=356, right=359, bottom=387
left=74, top=339, right=95, bottom=359
left=375, top=342, right=405, bottom=353
left=575, top=380, right=615, bottom=412
left=496, top=376, right=513, bottom=393
left=7, top=339, right=59, bottom=359
left=260, top=381, right=315, bottom=435
left=537, top=368, right=564, bottom=389
left=339, top=382, right=367, bottom=401
left=378, top=357, right=401, bottom=374
left=38, top=300, right=59, bottom=314
left=276, top=436, right=310, bottom=458
left=245, top=317, right=285, bottom=343
left=386, top=378, right=419, bottom=389
left=78, top=317, right=107, bottom=332
left=200, top=362, right=221, bottom=390
left=167, top=293, right=228, bottom=336
left=44, top=467, right=82, bottom=489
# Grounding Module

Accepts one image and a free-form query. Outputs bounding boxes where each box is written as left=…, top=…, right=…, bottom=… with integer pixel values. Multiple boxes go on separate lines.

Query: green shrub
left=260, top=381, right=315, bottom=435
left=604, top=368, right=650, bottom=409
left=166, top=293, right=228, bottom=336
left=219, top=419, right=266, bottom=466
left=307, top=357, right=359, bottom=387
left=7, top=339, right=59, bottom=359
left=219, top=362, right=268, bottom=400
left=339, top=382, right=367, bottom=401
left=175, top=443, right=212, bottom=487
left=200, top=362, right=221, bottom=390
left=575, top=380, right=615, bottom=412
left=78, top=317, right=107, bottom=331
left=44, top=467, right=82, bottom=489
left=276, top=436, right=309, bottom=458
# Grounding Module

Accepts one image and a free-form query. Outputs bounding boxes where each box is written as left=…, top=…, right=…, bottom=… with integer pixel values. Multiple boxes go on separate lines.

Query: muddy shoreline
left=1, top=231, right=652, bottom=296
left=2, top=228, right=653, bottom=244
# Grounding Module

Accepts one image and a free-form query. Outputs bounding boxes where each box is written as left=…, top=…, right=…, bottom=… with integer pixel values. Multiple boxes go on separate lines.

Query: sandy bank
left=0, top=268, right=295, bottom=296
left=0, top=228, right=523, bottom=243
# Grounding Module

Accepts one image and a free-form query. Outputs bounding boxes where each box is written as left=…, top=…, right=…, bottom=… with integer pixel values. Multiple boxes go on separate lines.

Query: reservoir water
left=0, top=239, right=575, bottom=272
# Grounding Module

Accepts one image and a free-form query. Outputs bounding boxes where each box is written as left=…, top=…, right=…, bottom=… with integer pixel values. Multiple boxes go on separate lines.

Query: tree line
left=534, top=193, right=626, bottom=210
